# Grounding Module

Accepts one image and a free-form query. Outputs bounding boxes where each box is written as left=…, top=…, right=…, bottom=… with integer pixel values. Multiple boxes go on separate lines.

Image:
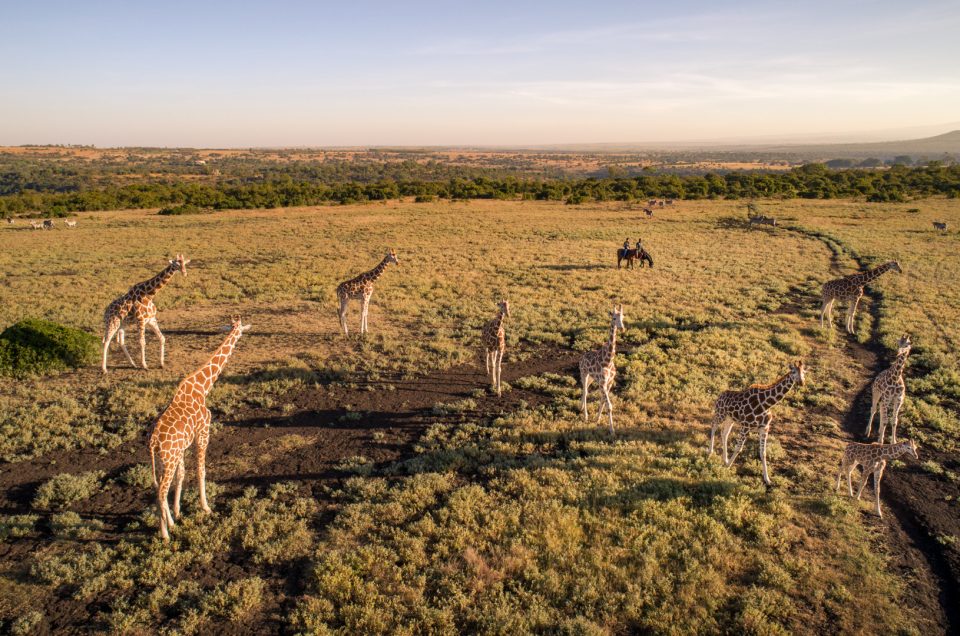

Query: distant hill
left=753, top=130, right=960, bottom=159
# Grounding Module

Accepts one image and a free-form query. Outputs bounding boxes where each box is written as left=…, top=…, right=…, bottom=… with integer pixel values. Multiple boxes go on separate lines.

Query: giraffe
left=101, top=254, right=190, bottom=372
left=836, top=439, right=918, bottom=518
left=580, top=304, right=625, bottom=434
left=336, top=249, right=399, bottom=336
left=709, top=360, right=806, bottom=486
left=820, top=261, right=902, bottom=334
left=149, top=317, right=251, bottom=541
left=481, top=300, right=509, bottom=396
left=866, top=334, right=911, bottom=443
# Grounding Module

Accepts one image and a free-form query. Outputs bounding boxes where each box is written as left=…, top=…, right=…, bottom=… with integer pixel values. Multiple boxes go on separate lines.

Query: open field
left=0, top=198, right=958, bottom=633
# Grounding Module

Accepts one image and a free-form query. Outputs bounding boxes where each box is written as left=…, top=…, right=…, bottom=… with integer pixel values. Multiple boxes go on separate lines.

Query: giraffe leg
left=495, top=349, right=503, bottom=397
left=889, top=389, right=904, bottom=444
left=148, top=318, right=166, bottom=369
left=603, top=384, right=615, bottom=434
left=758, top=419, right=772, bottom=486
left=117, top=328, right=137, bottom=368
left=138, top=322, right=149, bottom=369
left=866, top=386, right=880, bottom=437
left=709, top=411, right=723, bottom=455
left=874, top=461, right=886, bottom=518
left=157, top=462, right=176, bottom=541
left=847, top=462, right=856, bottom=497
left=360, top=295, right=371, bottom=335
left=846, top=297, right=861, bottom=334
left=197, top=411, right=212, bottom=513
left=725, top=426, right=749, bottom=467
left=819, top=298, right=830, bottom=328
left=877, top=399, right=889, bottom=445
left=581, top=373, right=591, bottom=421
left=720, top=421, right=736, bottom=464
left=485, top=348, right=491, bottom=375
left=855, top=465, right=871, bottom=500
left=836, top=460, right=844, bottom=491
left=172, top=458, right=186, bottom=519
left=101, top=323, right=119, bottom=373
left=338, top=296, right=349, bottom=336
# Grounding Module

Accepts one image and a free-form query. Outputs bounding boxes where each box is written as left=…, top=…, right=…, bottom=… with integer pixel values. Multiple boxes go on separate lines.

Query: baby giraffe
left=580, top=304, right=625, bottom=434
left=866, top=334, right=911, bottom=443
left=336, top=249, right=399, bottom=336
left=836, top=439, right=918, bottom=518
left=709, top=360, right=806, bottom=486
left=149, top=317, right=251, bottom=541
left=481, top=300, right=510, bottom=396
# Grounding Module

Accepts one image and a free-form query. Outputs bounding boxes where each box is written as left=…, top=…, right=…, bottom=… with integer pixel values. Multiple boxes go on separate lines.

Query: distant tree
left=825, top=158, right=855, bottom=168
left=892, top=155, right=913, bottom=166
left=859, top=157, right=884, bottom=168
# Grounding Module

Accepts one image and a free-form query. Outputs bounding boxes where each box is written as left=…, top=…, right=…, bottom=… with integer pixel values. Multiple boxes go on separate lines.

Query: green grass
left=1, top=198, right=956, bottom=632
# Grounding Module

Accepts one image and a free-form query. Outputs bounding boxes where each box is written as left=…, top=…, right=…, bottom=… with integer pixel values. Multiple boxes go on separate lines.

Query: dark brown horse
left=617, top=247, right=654, bottom=269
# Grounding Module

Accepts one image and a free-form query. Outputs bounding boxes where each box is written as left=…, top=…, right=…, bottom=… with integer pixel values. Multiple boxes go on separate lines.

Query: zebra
left=42, top=219, right=55, bottom=230
left=933, top=221, right=948, bottom=232
left=749, top=216, right=777, bottom=227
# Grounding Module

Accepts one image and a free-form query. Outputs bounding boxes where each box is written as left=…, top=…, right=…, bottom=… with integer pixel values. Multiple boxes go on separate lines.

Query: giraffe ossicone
left=101, top=254, right=190, bottom=373
left=148, top=316, right=250, bottom=541
left=481, top=299, right=509, bottom=396
left=579, top=303, right=625, bottom=434
left=836, top=439, right=918, bottom=518
left=820, top=260, right=902, bottom=334
left=336, top=249, right=399, bottom=336
left=709, top=360, right=806, bottom=486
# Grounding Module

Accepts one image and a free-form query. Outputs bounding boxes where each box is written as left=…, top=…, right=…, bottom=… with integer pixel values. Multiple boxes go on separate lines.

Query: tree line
left=2, top=163, right=959, bottom=217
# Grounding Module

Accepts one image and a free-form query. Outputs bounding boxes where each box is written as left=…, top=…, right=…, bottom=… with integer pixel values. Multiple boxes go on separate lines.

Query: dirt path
left=786, top=223, right=960, bottom=634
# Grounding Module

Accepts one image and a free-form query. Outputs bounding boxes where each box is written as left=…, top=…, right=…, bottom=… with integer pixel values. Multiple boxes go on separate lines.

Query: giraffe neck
left=880, top=442, right=911, bottom=460
left=195, top=330, right=242, bottom=395
left=602, top=320, right=618, bottom=362
left=891, top=347, right=911, bottom=377
left=854, top=262, right=895, bottom=285
left=492, top=310, right=507, bottom=332
left=759, top=371, right=796, bottom=406
left=362, top=257, right=391, bottom=283
left=136, top=263, right=178, bottom=299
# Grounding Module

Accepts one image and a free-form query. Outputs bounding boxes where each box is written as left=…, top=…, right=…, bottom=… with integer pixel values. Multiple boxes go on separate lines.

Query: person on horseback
left=622, top=237, right=631, bottom=252
left=635, top=238, right=643, bottom=251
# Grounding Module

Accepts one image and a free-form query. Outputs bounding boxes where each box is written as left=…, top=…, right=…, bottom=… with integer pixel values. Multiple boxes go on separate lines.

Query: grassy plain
left=0, top=198, right=957, bottom=633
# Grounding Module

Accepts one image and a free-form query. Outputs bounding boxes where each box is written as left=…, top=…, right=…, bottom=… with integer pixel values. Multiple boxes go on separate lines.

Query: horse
left=617, top=248, right=654, bottom=269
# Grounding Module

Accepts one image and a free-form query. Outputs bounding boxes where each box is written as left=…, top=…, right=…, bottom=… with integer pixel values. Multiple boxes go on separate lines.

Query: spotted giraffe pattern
left=148, top=318, right=251, bottom=541
left=836, top=439, right=918, bottom=518
left=336, top=249, right=399, bottom=335
left=101, top=254, right=190, bottom=372
left=867, top=335, right=911, bottom=443
left=580, top=305, right=625, bottom=434
left=481, top=300, right=509, bottom=396
left=709, top=361, right=806, bottom=485
left=820, top=261, right=902, bottom=334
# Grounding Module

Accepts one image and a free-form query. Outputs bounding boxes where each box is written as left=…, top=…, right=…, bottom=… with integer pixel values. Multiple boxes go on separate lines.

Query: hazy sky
left=2, top=0, right=958, bottom=146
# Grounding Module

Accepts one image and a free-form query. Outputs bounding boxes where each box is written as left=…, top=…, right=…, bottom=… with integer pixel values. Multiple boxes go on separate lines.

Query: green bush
left=158, top=204, right=210, bottom=216
left=33, top=471, right=105, bottom=510
left=0, top=319, right=99, bottom=377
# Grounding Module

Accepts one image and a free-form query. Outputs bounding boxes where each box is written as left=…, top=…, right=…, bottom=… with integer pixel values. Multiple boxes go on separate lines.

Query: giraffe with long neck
left=709, top=360, right=806, bottom=485
left=836, top=439, right=918, bottom=518
left=101, top=254, right=190, bottom=372
left=866, top=334, right=911, bottom=443
left=579, top=304, right=625, bottom=434
left=149, top=317, right=251, bottom=541
left=820, top=260, right=902, bottom=334
left=336, top=249, right=399, bottom=335
left=481, top=300, right=510, bottom=396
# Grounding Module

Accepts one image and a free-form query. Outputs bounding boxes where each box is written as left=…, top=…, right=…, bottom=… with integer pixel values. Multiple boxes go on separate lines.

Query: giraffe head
left=790, top=360, right=806, bottom=386
left=169, top=254, right=191, bottom=277
left=221, top=316, right=253, bottom=335
left=611, top=304, right=625, bottom=331
left=896, top=334, right=912, bottom=354
left=890, top=260, right=903, bottom=273
left=386, top=249, right=399, bottom=266
left=902, top=439, right=919, bottom=460
left=498, top=299, right=510, bottom=317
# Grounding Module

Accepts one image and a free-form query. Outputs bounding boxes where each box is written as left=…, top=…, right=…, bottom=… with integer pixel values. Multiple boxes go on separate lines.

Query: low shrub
left=0, top=319, right=98, bottom=377
left=33, top=471, right=105, bottom=510
left=158, top=204, right=210, bottom=216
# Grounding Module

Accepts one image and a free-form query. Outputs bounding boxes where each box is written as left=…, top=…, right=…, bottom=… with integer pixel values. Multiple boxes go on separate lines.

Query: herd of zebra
left=5, top=218, right=77, bottom=229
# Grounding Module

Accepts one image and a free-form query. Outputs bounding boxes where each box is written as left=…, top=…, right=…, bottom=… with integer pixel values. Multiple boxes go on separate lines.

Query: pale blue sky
left=1, top=0, right=958, bottom=146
